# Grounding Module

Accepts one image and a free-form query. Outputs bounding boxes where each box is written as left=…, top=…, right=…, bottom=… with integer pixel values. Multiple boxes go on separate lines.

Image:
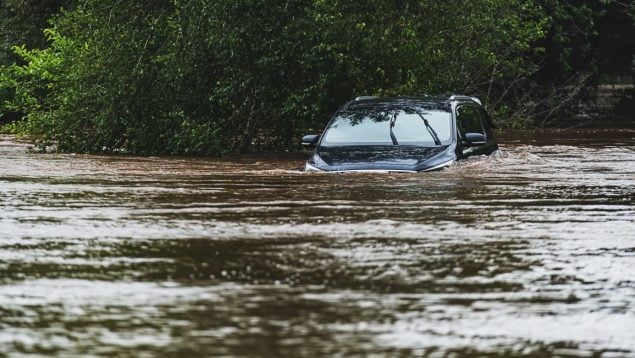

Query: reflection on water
left=1, top=130, right=634, bottom=356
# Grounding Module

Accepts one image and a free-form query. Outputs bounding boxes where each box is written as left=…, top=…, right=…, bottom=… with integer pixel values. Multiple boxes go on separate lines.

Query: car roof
left=347, top=95, right=482, bottom=109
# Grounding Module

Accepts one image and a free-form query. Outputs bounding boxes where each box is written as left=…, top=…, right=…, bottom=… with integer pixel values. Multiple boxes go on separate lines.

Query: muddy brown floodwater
left=0, top=129, right=634, bottom=356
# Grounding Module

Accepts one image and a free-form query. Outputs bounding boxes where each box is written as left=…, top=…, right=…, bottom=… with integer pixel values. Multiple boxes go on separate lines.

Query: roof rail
left=449, top=95, right=482, bottom=105
left=354, top=96, right=379, bottom=101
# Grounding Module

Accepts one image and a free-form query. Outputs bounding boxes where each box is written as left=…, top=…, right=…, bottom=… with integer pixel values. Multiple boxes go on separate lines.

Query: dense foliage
left=528, top=0, right=635, bottom=125
left=0, top=0, right=633, bottom=154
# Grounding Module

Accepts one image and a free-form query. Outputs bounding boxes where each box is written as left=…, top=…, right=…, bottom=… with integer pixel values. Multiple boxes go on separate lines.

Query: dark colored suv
left=302, top=95, right=498, bottom=172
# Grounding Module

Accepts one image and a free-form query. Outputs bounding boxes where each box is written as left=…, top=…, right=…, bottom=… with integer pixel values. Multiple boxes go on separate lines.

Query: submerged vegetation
left=1, top=0, right=633, bottom=154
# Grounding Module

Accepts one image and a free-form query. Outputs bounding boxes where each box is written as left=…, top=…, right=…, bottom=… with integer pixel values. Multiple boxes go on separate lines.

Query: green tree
left=1, top=0, right=554, bottom=153
left=1, top=0, right=71, bottom=65
left=524, top=0, right=635, bottom=125
left=1, top=0, right=72, bottom=125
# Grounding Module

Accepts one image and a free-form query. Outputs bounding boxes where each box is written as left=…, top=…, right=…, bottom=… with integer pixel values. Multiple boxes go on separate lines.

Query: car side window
left=478, top=108, right=494, bottom=131
left=457, top=106, right=485, bottom=136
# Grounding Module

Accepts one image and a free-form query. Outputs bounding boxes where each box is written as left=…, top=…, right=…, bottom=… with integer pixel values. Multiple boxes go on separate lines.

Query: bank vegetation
left=1, top=0, right=633, bottom=154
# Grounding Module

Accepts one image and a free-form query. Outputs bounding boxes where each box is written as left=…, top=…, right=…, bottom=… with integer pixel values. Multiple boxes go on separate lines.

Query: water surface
left=1, top=130, right=634, bottom=356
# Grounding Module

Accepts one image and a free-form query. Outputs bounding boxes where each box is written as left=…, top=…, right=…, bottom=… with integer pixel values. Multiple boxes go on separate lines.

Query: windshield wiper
left=389, top=112, right=399, bottom=145
left=417, top=112, right=441, bottom=146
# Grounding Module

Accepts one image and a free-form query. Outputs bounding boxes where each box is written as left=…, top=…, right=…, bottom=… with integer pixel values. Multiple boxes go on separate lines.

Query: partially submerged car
left=302, top=95, right=498, bottom=172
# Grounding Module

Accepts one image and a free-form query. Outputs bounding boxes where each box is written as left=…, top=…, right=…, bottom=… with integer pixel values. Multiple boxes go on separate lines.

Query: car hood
left=309, top=145, right=456, bottom=172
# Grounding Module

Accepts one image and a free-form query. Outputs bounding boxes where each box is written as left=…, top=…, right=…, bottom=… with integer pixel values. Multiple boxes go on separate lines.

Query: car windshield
left=321, top=106, right=452, bottom=146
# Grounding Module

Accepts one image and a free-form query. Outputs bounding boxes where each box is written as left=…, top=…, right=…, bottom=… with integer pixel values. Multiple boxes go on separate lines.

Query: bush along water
left=0, top=0, right=632, bottom=154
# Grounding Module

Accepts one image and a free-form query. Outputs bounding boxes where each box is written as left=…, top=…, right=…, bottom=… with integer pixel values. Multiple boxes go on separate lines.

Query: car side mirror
left=464, top=132, right=486, bottom=145
left=302, top=134, right=319, bottom=146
